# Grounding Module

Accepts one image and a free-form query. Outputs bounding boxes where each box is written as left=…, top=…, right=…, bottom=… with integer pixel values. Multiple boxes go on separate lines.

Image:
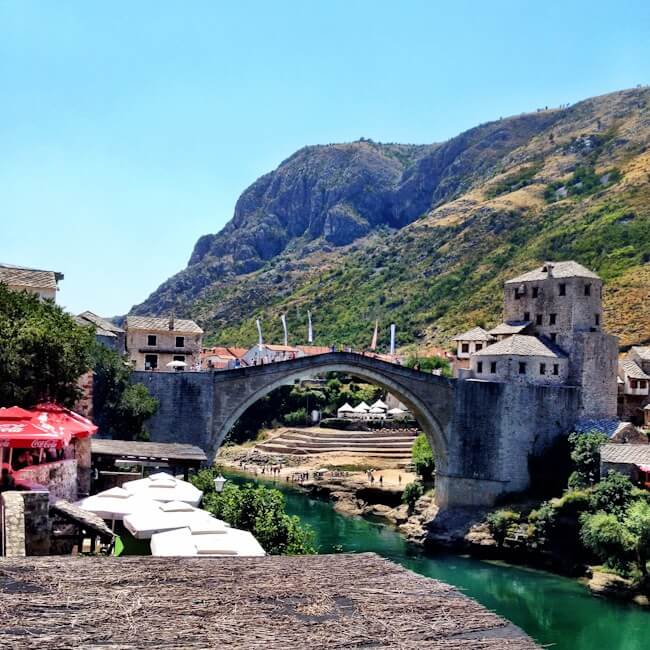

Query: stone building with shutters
left=454, top=261, right=618, bottom=418
left=125, top=315, right=203, bottom=371
left=618, top=347, right=650, bottom=424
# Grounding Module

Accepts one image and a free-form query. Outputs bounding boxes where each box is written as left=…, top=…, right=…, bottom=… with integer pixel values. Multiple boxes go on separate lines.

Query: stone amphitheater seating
left=256, top=427, right=418, bottom=459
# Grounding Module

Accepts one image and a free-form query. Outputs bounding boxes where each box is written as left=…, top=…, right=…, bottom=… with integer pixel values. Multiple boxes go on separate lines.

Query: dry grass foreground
left=0, top=553, right=538, bottom=649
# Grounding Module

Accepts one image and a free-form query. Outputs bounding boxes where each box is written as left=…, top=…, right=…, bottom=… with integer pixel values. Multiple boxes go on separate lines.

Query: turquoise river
left=227, top=472, right=649, bottom=650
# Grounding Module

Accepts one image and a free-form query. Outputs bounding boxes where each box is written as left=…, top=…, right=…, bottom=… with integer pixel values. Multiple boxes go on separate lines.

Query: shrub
left=411, top=433, right=435, bottom=482
left=554, top=490, right=591, bottom=517
left=589, top=472, right=635, bottom=517
left=486, top=510, right=521, bottom=546
left=402, top=481, right=424, bottom=513
left=529, top=501, right=557, bottom=545
left=283, top=408, right=308, bottom=426
left=580, top=512, right=632, bottom=574
left=624, top=499, right=650, bottom=578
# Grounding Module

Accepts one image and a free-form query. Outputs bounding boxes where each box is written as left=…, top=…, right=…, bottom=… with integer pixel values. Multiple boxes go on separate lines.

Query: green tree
left=404, top=355, right=452, bottom=377
left=580, top=512, right=632, bottom=574
left=193, top=470, right=315, bottom=555
left=412, top=433, right=435, bottom=481
left=624, top=500, right=650, bottom=578
left=401, top=481, right=424, bottom=513
left=92, top=345, right=158, bottom=439
left=0, top=284, right=95, bottom=407
left=589, top=471, right=635, bottom=518
left=567, top=430, right=608, bottom=488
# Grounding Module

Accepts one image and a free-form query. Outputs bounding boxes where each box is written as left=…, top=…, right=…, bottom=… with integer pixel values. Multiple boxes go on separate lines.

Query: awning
left=33, top=403, right=97, bottom=438
left=0, top=420, right=71, bottom=449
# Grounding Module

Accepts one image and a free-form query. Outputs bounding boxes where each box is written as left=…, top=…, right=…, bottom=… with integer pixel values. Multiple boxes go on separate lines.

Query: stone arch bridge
left=133, top=352, right=580, bottom=507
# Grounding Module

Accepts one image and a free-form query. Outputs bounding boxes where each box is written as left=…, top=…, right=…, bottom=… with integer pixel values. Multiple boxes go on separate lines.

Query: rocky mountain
left=132, top=88, right=650, bottom=351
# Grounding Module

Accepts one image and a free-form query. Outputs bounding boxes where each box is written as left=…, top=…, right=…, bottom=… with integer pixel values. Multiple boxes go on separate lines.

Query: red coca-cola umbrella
left=32, top=403, right=97, bottom=439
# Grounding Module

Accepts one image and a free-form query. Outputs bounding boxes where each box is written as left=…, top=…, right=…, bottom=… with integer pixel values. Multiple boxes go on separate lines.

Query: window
left=631, top=379, right=638, bottom=389
left=173, top=355, right=185, bottom=362
left=584, top=283, right=591, bottom=296
left=553, top=364, right=559, bottom=376
left=475, top=343, right=483, bottom=352
left=539, top=363, right=546, bottom=375
left=549, top=313, right=557, bottom=325
left=477, top=361, right=483, bottom=373
left=147, top=334, right=157, bottom=346
left=518, top=362, right=527, bottom=375
left=536, top=314, right=543, bottom=325
left=461, top=343, right=469, bottom=354
left=514, top=288, right=521, bottom=300
left=594, top=314, right=600, bottom=326
left=490, top=361, right=497, bottom=373
left=559, top=283, right=566, bottom=296
left=640, top=380, right=647, bottom=389
left=144, top=354, right=158, bottom=370
left=524, top=312, right=530, bottom=322
left=175, top=336, right=185, bottom=348
left=532, top=287, right=539, bottom=298
left=550, top=333, right=557, bottom=343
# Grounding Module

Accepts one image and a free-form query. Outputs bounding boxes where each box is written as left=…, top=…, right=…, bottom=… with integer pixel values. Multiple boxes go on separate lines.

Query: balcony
left=137, top=346, right=197, bottom=355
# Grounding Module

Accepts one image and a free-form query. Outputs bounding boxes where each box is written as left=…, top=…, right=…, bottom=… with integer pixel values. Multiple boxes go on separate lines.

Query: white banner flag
left=281, top=313, right=288, bottom=347
left=256, top=318, right=263, bottom=347
left=307, top=310, right=313, bottom=343
left=390, top=323, right=396, bottom=355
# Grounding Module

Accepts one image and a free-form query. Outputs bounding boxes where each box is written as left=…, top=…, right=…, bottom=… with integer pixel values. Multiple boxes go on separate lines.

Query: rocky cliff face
left=132, top=88, right=650, bottom=350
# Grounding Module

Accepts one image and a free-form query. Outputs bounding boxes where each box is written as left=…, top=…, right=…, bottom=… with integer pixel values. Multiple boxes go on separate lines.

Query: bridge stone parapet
left=132, top=352, right=581, bottom=508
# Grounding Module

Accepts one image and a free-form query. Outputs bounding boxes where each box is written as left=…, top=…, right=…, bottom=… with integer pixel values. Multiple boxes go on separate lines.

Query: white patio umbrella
left=370, top=399, right=388, bottom=410
left=75, top=487, right=153, bottom=527
left=166, top=360, right=187, bottom=368
left=150, top=526, right=266, bottom=557
left=337, top=402, right=354, bottom=416
left=123, top=500, right=227, bottom=540
left=122, top=472, right=203, bottom=506
left=352, top=401, right=370, bottom=413
left=368, top=406, right=386, bottom=414
left=387, top=407, right=406, bottom=418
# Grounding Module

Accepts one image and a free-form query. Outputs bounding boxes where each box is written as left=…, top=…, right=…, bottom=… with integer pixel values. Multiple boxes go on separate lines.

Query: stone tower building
left=459, top=261, right=618, bottom=418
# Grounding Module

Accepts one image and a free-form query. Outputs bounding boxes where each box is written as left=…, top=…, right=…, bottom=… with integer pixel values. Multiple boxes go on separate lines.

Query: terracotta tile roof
left=0, top=263, right=62, bottom=290
left=202, top=346, right=248, bottom=360
left=297, top=345, right=331, bottom=355
left=600, top=444, right=650, bottom=465
left=126, top=315, right=203, bottom=334
left=488, top=321, right=531, bottom=336
left=505, top=261, right=600, bottom=284
left=473, top=334, right=565, bottom=358
left=263, top=344, right=300, bottom=352
left=620, top=359, right=650, bottom=380
left=452, top=326, right=493, bottom=342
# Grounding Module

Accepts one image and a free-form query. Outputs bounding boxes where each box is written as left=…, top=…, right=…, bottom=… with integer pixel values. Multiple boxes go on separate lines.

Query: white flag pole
left=390, top=323, right=396, bottom=356
left=256, top=319, right=263, bottom=348
left=281, top=314, right=288, bottom=347
left=370, top=320, right=378, bottom=351
left=307, top=310, right=313, bottom=344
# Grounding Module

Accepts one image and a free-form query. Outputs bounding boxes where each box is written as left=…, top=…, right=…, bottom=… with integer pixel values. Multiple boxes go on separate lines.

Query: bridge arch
left=210, top=353, right=455, bottom=472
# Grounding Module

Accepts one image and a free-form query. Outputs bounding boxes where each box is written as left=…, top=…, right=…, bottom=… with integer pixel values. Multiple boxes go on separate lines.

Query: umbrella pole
left=0, top=446, right=4, bottom=468
left=8, top=448, right=13, bottom=469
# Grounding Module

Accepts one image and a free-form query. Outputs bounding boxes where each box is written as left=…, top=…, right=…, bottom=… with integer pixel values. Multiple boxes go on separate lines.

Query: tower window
left=559, top=283, right=566, bottom=296
left=549, top=313, right=557, bottom=325
left=550, top=333, right=557, bottom=343
left=584, top=283, right=591, bottom=296
left=536, top=314, right=543, bottom=325
left=532, top=287, right=539, bottom=298
left=477, top=361, right=483, bottom=374
left=595, top=314, right=600, bottom=326
left=518, top=362, right=527, bottom=375
left=490, top=361, right=497, bottom=373
left=539, top=363, right=546, bottom=375
left=524, top=312, right=530, bottom=321
left=553, top=364, right=559, bottom=375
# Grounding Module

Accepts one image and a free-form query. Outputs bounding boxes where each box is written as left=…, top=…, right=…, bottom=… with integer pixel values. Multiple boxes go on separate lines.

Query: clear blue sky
left=1, top=1, right=648, bottom=316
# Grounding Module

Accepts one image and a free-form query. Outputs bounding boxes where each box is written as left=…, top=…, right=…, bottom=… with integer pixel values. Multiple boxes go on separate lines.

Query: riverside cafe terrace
left=0, top=404, right=96, bottom=497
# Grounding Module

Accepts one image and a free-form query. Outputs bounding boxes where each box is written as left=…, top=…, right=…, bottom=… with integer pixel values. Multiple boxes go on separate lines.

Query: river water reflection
left=227, top=472, right=649, bottom=650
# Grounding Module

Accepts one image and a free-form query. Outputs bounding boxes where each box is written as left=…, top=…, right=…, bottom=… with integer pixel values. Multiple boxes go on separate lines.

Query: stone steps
left=257, top=442, right=413, bottom=458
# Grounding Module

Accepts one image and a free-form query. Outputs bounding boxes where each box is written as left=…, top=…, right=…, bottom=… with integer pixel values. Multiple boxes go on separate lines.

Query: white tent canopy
left=368, top=406, right=386, bottom=415
left=337, top=402, right=354, bottom=414
left=370, top=399, right=388, bottom=411
left=123, top=500, right=227, bottom=540
left=75, top=487, right=152, bottom=522
left=151, top=526, right=266, bottom=557
left=122, top=472, right=203, bottom=506
left=352, top=401, right=370, bottom=413
left=387, top=407, right=406, bottom=416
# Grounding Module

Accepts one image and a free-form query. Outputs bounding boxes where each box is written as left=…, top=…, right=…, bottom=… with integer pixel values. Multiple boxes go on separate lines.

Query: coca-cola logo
left=31, top=440, right=57, bottom=448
